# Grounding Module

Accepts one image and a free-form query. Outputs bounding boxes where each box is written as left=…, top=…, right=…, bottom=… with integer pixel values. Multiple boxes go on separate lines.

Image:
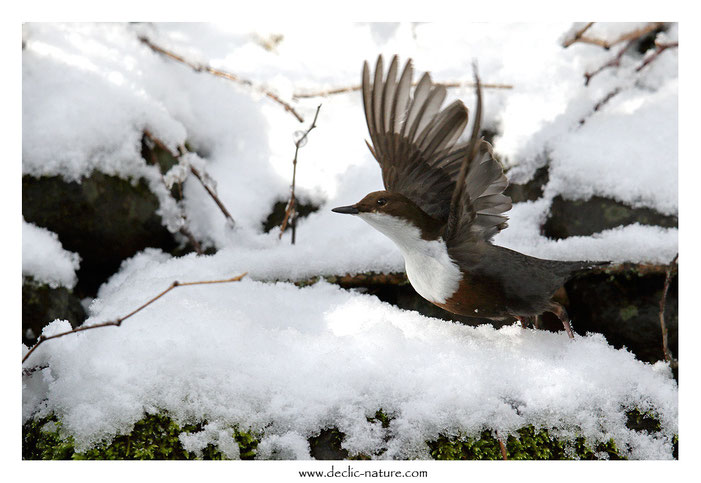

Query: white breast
left=358, top=212, right=461, bottom=304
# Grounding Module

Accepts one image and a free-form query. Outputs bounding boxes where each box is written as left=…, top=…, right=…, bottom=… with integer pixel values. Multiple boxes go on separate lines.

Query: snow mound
left=22, top=219, right=81, bottom=289
left=22, top=250, right=678, bottom=459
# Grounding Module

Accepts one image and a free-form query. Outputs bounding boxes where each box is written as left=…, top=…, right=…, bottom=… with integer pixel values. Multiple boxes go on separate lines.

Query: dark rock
left=23, top=173, right=178, bottom=298
left=504, top=165, right=549, bottom=203
left=565, top=266, right=677, bottom=364
left=543, top=195, right=677, bottom=240
left=22, top=277, right=86, bottom=345
left=262, top=198, right=320, bottom=233
left=309, top=428, right=348, bottom=460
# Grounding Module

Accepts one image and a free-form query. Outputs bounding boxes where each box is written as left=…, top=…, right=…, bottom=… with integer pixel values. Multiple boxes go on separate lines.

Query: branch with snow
left=22, top=272, right=248, bottom=366
left=144, top=129, right=236, bottom=229
left=584, top=39, right=637, bottom=86
left=636, top=40, right=678, bottom=72
left=138, top=35, right=305, bottom=123
left=562, top=22, right=664, bottom=50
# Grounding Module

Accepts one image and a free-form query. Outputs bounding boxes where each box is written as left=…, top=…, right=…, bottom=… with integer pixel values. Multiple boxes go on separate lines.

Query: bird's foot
left=516, top=315, right=537, bottom=329
left=548, top=302, right=575, bottom=340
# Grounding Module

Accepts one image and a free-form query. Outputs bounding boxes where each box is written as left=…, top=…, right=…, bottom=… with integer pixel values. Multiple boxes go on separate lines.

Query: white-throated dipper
left=332, top=55, right=607, bottom=338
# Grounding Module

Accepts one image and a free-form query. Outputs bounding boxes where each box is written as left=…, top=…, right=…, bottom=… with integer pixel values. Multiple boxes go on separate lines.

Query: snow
left=22, top=249, right=678, bottom=459
left=21, top=22, right=679, bottom=459
left=22, top=218, right=80, bottom=289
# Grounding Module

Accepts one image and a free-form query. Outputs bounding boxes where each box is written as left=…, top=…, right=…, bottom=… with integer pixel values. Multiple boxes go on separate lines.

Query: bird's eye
left=376, top=198, right=387, bottom=206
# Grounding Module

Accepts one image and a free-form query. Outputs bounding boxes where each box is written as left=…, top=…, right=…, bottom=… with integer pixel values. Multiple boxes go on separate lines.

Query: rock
left=565, top=265, right=677, bottom=365
left=23, top=173, right=178, bottom=297
left=22, top=277, right=86, bottom=345
left=262, top=198, right=320, bottom=233
left=504, top=165, right=550, bottom=203
left=309, top=428, right=349, bottom=460
left=543, top=195, right=677, bottom=239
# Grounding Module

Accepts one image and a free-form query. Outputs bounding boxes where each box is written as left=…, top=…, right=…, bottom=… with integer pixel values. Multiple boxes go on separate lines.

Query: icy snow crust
left=22, top=23, right=678, bottom=459
left=22, top=219, right=81, bottom=289
left=23, top=250, right=678, bottom=459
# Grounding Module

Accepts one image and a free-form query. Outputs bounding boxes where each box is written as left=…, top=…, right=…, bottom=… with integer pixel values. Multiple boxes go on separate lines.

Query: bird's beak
left=331, top=204, right=359, bottom=215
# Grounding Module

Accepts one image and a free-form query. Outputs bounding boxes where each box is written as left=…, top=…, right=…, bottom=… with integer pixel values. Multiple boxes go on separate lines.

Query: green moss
left=235, top=429, right=259, bottom=460
left=23, top=411, right=672, bottom=460
left=23, top=413, right=259, bottom=460
left=626, top=408, right=662, bottom=433
left=427, top=426, right=623, bottom=460
left=367, top=409, right=392, bottom=429
left=619, top=305, right=639, bottom=321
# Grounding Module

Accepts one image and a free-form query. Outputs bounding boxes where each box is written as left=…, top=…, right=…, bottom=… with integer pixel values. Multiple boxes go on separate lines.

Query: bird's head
left=332, top=191, right=442, bottom=243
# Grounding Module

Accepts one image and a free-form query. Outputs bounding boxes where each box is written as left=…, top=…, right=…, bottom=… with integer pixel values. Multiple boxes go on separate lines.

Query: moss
left=23, top=413, right=259, bottom=460
left=309, top=428, right=349, bottom=460
left=368, top=409, right=392, bottom=429
left=619, top=305, right=639, bottom=321
left=427, top=426, right=624, bottom=460
left=23, top=411, right=672, bottom=460
left=235, top=429, right=259, bottom=460
left=625, top=408, right=662, bottom=433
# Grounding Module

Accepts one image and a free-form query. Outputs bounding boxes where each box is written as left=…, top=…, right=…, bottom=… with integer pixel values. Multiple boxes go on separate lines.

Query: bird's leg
left=548, top=302, right=574, bottom=339
left=533, top=314, right=541, bottom=330
left=516, top=315, right=537, bottom=329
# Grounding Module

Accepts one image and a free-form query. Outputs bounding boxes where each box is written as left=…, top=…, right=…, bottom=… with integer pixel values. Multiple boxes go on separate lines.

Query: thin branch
left=190, top=166, right=235, bottom=225
left=293, top=80, right=512, bottom=100
left=584, top=38, right=636, bottom=86
left=565, top=22, right=664, bottom=50
left=143, top=132, right=204, bottom=254
left=658, top=254, right=678, bottom=365
left=178, top=224, right=204, bottom=255
left=138, top=36, right=304, bottom=123
left=280, top=104, right=322, bottom=243
left=636, top=41, right=678, bottom=72
left=579, top=87, right=622, bottom=125
left=562, top=22, right=595, bottom=48
left=22, top=273, right=248, bottom=365
left=144, top=130, right=236, bottom=227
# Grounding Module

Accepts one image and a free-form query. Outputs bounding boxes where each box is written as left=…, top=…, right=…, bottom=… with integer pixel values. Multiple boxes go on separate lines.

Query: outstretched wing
left=443, top=67, right=511, bottom=245
left=362, top=55, right=511, bottom=240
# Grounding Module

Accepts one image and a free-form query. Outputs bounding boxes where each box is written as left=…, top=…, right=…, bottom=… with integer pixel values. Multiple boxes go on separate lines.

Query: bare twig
left=190, top=166, right=235, bottom=225
left=280, top=104, right=322, bottom=243
left=293, top=80, right=512, bottom=100
left=636, top=41, right=678, bottom=72
left=139, top=36, right=304, bottom=123
left=584, top=39, right=636, bottom=86
left=658, top=254, right=678, bottom=365
left=579, top=87, right=622, bottom=125
left=22, top=273, right=248, bottom=365
left=178, top=224, right=204, bottom=255
left=143, top=132, right=204, bottom=254
left=564, top=22, right=664, bottom=50
left=144, top=130, right=236, bottom=227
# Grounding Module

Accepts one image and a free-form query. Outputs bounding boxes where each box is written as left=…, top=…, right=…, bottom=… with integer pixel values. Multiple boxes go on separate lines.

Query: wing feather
left=362, top=55, right=511, bottom=241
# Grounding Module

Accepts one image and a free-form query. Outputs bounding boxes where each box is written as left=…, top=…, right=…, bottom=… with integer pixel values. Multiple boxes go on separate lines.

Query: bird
left=332, top=55, right=607, bottom=338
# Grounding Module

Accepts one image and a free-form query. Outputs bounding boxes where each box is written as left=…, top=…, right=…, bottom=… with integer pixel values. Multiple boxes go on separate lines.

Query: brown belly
left=432, top=276, right=510, bottom=318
